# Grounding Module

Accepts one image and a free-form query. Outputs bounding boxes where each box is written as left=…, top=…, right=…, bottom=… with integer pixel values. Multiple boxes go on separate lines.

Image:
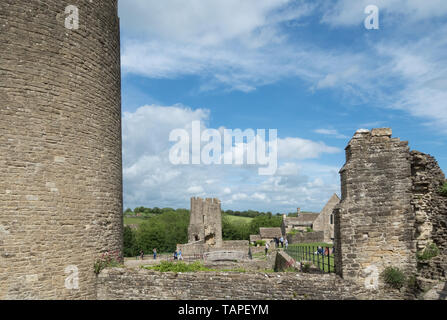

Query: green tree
left=248, top=214, right=282, bottom=235
left=123, top=226, right=138, bottom=257
left=133, top=210, right=189, bottom=254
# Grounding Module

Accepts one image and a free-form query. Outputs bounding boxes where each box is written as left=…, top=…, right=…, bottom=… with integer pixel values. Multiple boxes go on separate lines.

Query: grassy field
left=288, top=243, right=333, bottom=248
left=123, top=216, right=151, bottom=226
left=224, top=215, right=253, bottom=224
left=286, top=243, right=335, bottom=272
left=124, top=214, right=253, bottom=229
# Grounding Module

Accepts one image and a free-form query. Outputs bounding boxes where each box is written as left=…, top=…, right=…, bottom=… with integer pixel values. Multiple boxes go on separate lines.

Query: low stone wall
left=177, top=240, right=250, bottom=259
left=250, top=246, right=266, bottom=255
left=221, top=240, right=249, bottom=250
left=274, top=251, right=300, bottom=271
left=177, top=242, right=206, bottom=258
left=287, top=231, right=324, bottom=244
left=204, top=250, right=247, bottom=261
left=97, top=267, right=405, bottom=300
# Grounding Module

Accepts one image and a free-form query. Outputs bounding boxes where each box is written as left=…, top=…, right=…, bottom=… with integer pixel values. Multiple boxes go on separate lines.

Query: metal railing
left=285, top=245, right=335, bottom=273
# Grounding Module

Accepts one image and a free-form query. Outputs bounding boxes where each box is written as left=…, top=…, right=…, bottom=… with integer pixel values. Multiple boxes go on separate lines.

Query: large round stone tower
left=0, top=1, right=122, bottom=299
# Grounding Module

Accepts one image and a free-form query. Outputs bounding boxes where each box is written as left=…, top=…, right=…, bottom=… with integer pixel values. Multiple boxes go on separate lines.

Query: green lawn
left=224, top=215, right=253, bottom=224
left=123, top=216, right=152, bottom=226
left=288, top=242, right=333, bottom=248
left=285, top=243, right=335, bottom=273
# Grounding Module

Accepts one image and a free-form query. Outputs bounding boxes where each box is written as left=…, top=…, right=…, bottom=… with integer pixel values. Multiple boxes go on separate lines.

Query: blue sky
left=118, top=0, right=447, bottom=213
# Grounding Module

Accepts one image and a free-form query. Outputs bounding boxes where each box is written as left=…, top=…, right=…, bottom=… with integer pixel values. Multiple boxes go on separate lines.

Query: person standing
left=140, top=250, right=144, bottom=260
left=153, top=248, right=157, bottom=260
left=285, top=238, right=289, bottom=249
left=178, top=249, right=183, bottom=260
left=265, top=242, right=269, bottom=256
left=280, top=236, right=284, bottom=248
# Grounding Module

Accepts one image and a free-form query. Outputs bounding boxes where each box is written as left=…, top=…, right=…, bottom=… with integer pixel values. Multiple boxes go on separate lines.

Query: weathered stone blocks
left=0, top=1, right=122, bottom=299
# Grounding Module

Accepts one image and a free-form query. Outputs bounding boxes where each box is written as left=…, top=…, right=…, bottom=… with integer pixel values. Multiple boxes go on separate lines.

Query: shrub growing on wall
left=440, top=181, right=447, bottom=196
left=381, top=266, right=406, bottom=289
left=417, top=243, right=440, bottom=261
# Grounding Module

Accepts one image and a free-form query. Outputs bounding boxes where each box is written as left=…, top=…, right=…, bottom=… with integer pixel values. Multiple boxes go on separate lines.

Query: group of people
left=137, top=248, right=185, bottom=261
left=273, top=236, right=288, bottom=249
left=264, top=236, right=289, bottom=255
left=138, top=248, right=158, bottom=260
left=316, top=246, right=333, bottom=256
left=173, top=249, right=183, bottom=260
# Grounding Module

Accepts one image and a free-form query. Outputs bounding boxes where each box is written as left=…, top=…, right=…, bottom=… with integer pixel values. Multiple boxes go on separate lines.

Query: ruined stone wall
left=274, top=250, right=300, bottom=271
left=176, top=241, right=206, bottom=258
left=410, top=151, right=447, bottom=294
left=287, top=231, right=324, bottom=244
left=97, top=267, right=405, bottom=300
left=220, top=240, right=249, bottom=251
left=0, top=1, right=122, bottom=299
left=177, top=241, right=249, bottom=258
left=188, top=197, right=222, bottom=247
left=313, top=194, right=339, bottom=243
left=335, top=129, right=416, bottom=287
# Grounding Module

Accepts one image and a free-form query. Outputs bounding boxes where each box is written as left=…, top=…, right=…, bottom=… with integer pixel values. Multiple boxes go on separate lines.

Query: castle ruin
left=334, top=128, right=446, bottom=295
left=1, top=0, right=446, bottom=301
left=188, top=197, right=222, bottom=247
left=0, top=1, right=122, bottom=299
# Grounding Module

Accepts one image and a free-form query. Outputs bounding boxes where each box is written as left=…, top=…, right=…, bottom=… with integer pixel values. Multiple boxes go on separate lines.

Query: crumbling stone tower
left=0, top=1, right=122, bottom=299
left=188, top=197, right=223, bottom=247
left=334, top=128, right=417, bottom=287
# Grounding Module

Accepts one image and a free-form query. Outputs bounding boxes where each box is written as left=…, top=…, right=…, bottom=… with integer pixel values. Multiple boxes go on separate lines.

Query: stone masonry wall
left=0, top=1, right=122, bottom=299
left=410, top=151, right=447, bottom=296
left=97, top=267, right=405, bottom=300
left=335, top=128, right=416, bottom=287
left=188, top=197, right=222, bottom=247
left=287, top=231, right=324, bottom=244
left=313, top=194, right=339, bottom=243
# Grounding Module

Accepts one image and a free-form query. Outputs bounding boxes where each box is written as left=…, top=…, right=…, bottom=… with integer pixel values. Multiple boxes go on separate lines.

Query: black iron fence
left=285, top=245, right=335, bottom=273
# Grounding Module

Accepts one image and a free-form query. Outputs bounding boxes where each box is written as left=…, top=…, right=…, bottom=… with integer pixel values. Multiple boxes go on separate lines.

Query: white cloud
left=119, top=0, right=312, bottom=45
left=119, top=1, right=447, bottom=132
left=314, top=129, right=349, bottom=139
left=122, top=104, right=341, bottom=212
left=187, top=186, right=205, bottom=194
left=320, top=0, right=447, bottom=27
left=278, top=137, right=340, bottom=159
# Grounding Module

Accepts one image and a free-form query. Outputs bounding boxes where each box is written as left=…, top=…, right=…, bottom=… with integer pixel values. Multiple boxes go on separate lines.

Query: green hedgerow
left=381, top=266, right=406, bottom=289
left=417, top=243, right=440, bottom=261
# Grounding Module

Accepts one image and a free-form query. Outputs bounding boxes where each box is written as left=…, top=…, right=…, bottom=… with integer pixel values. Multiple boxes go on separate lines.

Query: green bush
left=302, top=262, right=311, bottom=273
left=306, top=227, right=314, bottom=233
left=381, top=266, right=406, bottom=289
left=255, top=240, right=266, bottom=247
left=440, top=182, right=447, bottom=197
left=417, top=243, right=440, bottom=261
left=287, top=229, right=301, bottom=236
left=123, top=226, right=138, bottom=257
